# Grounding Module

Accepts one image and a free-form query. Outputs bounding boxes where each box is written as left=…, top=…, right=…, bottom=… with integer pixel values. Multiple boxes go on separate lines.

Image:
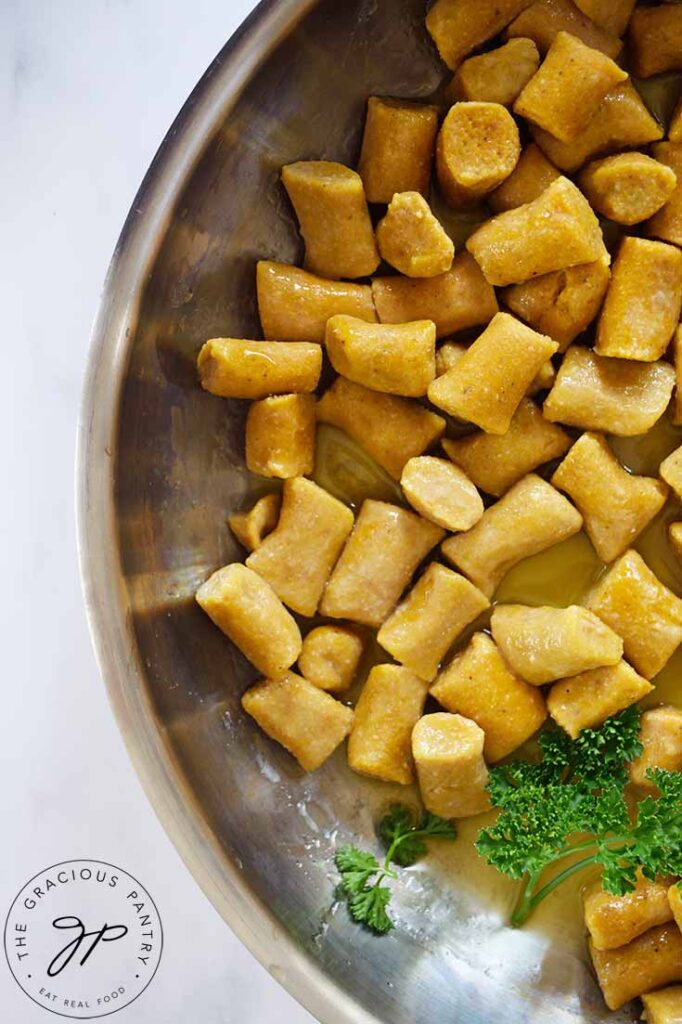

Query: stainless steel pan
left=78, top=2, right=637, bottom=1020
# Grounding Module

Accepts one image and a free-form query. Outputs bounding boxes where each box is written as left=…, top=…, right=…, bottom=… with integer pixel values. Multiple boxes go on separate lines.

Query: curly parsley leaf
left=348, top=883, right=393, bottom=934
left=420, top=811, right=459, bottom=839
left=537, top=705, right=643, bottom=788
left=335, top=805, right=456, bottom=934
left=476, top=709, right=682, bottom=926
left=562, top=705, right=643, bottom=787
left=378, top=805, right=426, bottom=865
left=605, top=768, right=682, bottom=887
left=335, top=846, right=380, bottom=895
left=378, top=804, right=457, bottom=867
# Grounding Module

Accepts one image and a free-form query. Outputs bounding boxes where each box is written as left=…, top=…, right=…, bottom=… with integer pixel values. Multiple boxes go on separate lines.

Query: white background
left=1, top=1, right=314, bottom=1021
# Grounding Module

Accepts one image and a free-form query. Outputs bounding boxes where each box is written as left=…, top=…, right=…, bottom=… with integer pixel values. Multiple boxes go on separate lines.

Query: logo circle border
left=3, top=858, right=164, bottom=1020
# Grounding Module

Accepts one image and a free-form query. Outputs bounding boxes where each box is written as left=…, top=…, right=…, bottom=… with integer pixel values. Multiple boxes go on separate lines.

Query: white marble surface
left=1, top=2, right=314, bottom=1021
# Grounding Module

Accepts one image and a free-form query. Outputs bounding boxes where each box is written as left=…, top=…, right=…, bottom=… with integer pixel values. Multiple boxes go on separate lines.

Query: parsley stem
left=553, top=835, right=632, bottom=861
left=554, top=838, right=602, bottom=858
left=510, top=833, right=637, bottom=927
left=510, top=870, right=542, bottom=927
left=383, top=837, right=403, bottom=873
left=383, top=829, right=430, bottom=873
left=511, top=854, right=599, bottom=927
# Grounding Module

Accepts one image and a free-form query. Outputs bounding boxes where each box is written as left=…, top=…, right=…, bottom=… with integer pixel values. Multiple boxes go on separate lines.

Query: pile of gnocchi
left=195, top=0, right=682, bottom=1016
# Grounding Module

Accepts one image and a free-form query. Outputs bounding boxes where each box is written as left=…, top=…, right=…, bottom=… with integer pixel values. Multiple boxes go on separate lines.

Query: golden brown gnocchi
left=256, top=261, right=377, bottom=343
left=573, top=0, right=635, bottom=36
left=596, top=237, right=682, bottom=362
left=586, top=550, right=682, bottom=679
left=551, top=432, right=668, bottom=563
left=320, top=500, right=444, bottom=628
left=532, top=81, right=662, bottom=173
left=375, top=192, right=454, bottom=278
left=629, top=707, right=682, bottom=793
left=412, top=713, right=492, bottom=818
left=298, top=625, right=364, bottom=694
left=442, top=474, right=582, bottom=597
left=245, top=394, right=316, bottom=478
left=502, top=256, right=610, bottom=351
left=584, top=872, right=675, bottom=952
left=491, top=603, right=623, bottom=685
left=447, top=38, right=540, bottom=107
left=661, top=444, right=682, bottom=501
left=670, top=887, right=682, bottom=934
left=377, top=564, right=489, bottom=682
left=282, top=161, right=379, bottom=279
left=358, top=97, right=438, bottom=203
left=489, top=142, right=560, bottom=213
left=427, top=0, right=535, bottom=70
left=242, top=672, right=353, bottom=772
left=544, top=346, right=675, bottom=436
left=400, top=456, right=484, bottom=532
left=430, top=632, right=547, bottom=762
left=372, top=252, right=498, bottom=338
left=590, top=925, right=682, bottom=1011
left=324, top=315, right=436, bottom=398
left=442, top=399, right=571, bottom=497
left=436, top=101, right=521, bottom=208
left=246, top=477, right=353, bottom=617
left=514, top=31, right=627, bottom=144
left=316, top=376, right=445, bottom=479
left=466, top=177, right=606, bottom=287
left=641, top=986, right=682, bottom=1024
left=578, top=153, right=677, bottom=226
left=629, top=4, right=682, bottom=79
left=427, top=312, right=558, bottom=433
left=547, top=660, right=654, bottom=738
left=196, top=564, right=301, bottom=679
left=198, top=339, right=322, bottom=400
left=348, top=664, right=430, bottom=784
left=505, top=0, right=622, bottom=58
left=228, top=493, right=281, bottom=553
left=674, top=326, right=682, bottom=426
left=648, top=143, right=682, bottom=249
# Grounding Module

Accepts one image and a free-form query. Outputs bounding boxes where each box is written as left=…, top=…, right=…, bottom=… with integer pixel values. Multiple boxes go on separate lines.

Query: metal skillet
left=78, top=1, right=639, bottom=1020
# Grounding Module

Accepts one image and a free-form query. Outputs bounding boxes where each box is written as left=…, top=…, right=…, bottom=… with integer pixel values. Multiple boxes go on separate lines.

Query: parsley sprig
left=335, top=805, right=457, bottom=933
left=476, top=707, right=682, bottom=926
